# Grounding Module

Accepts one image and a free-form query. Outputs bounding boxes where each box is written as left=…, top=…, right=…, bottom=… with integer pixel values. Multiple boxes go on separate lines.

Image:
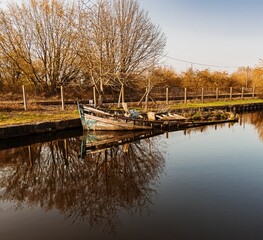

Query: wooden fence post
left=22, top=85, right=27, bottom=111
left=184, top=88, right=187, bottom=104
left=201, top=87, right=204, bottom=103
left=61, top=86, right=65, bottom=110
left=166, top=87, right=169, bottom=105
left=216, top=88, right=219, bottom=101
left=241, top=87, right=244, bottom=100
left=252, top=87, right=255, bottom=98
left=230, top=87, right=233, bottom=101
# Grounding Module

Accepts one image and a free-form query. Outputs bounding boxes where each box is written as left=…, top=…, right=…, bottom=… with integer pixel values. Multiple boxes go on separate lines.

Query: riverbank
left=0, top=118, right=82, bottom=139
left=0, top=99, right=263, bottom=139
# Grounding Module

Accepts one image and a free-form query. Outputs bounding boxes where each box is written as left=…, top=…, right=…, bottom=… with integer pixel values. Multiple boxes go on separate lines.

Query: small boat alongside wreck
left=77, top=103, right=238, bottom=131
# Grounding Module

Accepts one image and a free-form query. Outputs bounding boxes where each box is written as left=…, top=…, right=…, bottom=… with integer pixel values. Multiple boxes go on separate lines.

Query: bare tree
left=79, top=0, right=166, bottom=105
left=0, top=0, right=81, bottom=94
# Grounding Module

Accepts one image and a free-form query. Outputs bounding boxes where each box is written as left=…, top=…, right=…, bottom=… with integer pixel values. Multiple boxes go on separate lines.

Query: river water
left=0, top=112, right=263, bottom=240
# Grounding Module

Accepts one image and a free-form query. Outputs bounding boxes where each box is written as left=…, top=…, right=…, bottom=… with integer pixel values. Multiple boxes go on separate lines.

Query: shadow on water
left=0, top=127, right=83, bottom=150
left=0, top=129, right=165, bottom=233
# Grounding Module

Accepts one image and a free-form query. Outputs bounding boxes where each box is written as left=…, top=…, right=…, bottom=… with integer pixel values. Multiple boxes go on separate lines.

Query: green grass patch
left=0, top=110, right=79, bottom=126
left=0, top=113, right=8, bottom=122
left=168, top=99, right=263, bottom=110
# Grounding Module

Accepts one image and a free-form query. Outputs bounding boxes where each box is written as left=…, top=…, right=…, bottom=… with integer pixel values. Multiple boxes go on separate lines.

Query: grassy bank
left=168, top=99, right=263, bottom=109
left=1, top=99, right=263, bottom=126
left=0, top=110, right=79, bottom=127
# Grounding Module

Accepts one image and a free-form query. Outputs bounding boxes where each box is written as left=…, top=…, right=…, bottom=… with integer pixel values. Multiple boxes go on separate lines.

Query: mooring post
left=61, top=86, right=65, bottom=110
left=22, top=85, right=27, bottom=111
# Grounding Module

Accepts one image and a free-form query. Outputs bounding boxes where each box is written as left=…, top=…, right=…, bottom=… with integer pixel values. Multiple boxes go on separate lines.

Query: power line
left=165, top=55, right=240, bottom=69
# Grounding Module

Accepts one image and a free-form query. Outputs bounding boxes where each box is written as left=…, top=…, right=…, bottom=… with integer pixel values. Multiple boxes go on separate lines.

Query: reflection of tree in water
left=182, top=122, right=235, bottom=135
left=240, top=112, right=263, bottom=140
left=0, top=134, right=165, bottom=233
left=0, top=137, right=81, bottom=206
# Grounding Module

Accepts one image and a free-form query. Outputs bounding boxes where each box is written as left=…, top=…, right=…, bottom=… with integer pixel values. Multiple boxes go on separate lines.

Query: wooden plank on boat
left=83, top=105, right=112, bottom=116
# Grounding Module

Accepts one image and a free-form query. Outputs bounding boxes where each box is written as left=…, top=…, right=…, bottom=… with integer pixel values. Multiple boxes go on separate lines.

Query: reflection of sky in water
left=0, top=112, right=263, bottom=239
left=145, top=120, right=263, bottom=240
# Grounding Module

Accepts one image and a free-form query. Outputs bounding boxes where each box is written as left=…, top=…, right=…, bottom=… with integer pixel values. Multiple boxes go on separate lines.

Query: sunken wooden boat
left=77, top=103, right=238, bottom=131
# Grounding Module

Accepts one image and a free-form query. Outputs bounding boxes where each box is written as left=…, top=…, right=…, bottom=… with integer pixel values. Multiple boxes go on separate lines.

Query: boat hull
left=82, top=113, right=152, bottom=131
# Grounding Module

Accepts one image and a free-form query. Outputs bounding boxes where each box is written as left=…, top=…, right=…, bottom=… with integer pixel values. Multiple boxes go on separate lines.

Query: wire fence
left=0, top=85, right=258, bottom=111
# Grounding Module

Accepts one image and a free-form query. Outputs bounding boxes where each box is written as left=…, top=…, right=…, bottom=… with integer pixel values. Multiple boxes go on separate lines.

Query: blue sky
left=138, top=0, right=263, bottom=72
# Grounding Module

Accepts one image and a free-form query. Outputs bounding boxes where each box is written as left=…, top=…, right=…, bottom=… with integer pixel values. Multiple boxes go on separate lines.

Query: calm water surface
left=1, top=112, right=263, bottom=240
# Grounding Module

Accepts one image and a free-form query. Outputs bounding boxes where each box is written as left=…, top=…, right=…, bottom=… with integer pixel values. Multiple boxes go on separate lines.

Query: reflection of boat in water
left=78, top=103, right=238, bottom=131
left=81, top=130, right=164, bottom=155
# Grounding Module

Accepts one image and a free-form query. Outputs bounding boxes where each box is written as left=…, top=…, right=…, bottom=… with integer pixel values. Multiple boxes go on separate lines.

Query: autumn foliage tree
left=180, top=67, right=238, bottom=90
left=231, top=67, right=252, bottom=88
left=252, top=63, right=263, bottom=97
left=148, top=67, right=181, bottom=87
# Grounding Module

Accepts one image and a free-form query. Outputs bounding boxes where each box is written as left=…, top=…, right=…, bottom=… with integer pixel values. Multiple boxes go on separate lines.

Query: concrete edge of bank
left=0, top=118, right=82, bottom=139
